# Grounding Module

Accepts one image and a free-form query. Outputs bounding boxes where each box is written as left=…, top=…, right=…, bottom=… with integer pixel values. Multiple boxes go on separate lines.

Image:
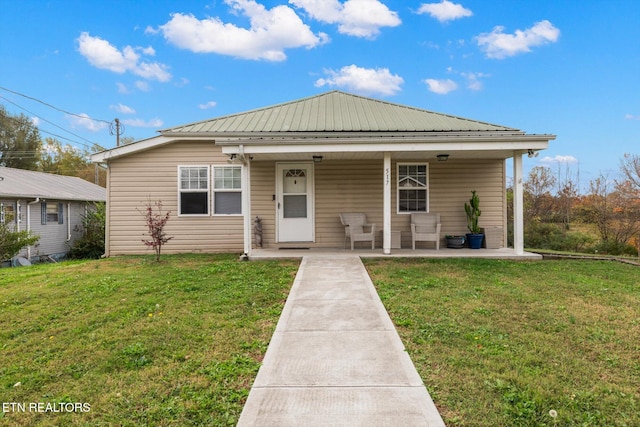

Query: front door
left=276, top=163, right=314, bottom=242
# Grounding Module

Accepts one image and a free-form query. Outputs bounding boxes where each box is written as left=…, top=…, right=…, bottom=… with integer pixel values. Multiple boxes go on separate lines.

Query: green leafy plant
left=68, top=202, right=105, bottom=259
left=464, top=190, right=482, bottom=234
left=0, top=222, right=40, bottom=261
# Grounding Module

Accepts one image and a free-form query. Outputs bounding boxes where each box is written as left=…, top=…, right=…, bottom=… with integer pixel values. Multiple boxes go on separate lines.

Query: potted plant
left=446, top=234, right=466, bottom=249
left=464, top=190, right=484, bottom=249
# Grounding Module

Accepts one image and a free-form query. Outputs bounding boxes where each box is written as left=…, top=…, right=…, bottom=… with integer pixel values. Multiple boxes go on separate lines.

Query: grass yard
left=0, top=254, right=299, bottom=426
left=364, top=258, right=640, bottom=427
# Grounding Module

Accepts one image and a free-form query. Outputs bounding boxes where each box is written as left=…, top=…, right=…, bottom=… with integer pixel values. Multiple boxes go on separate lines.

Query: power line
left=1, top=106, right=103, bottom=151
left=0, top=95, right=100, bottom=149
left=0, top=85, right=111, bottom=124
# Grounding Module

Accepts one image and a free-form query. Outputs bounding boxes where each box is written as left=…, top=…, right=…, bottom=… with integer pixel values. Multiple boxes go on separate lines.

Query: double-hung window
left=179, top=166, right=209, bottom=215
left=213, top=166, right=242, bottom=215
left=397, top=163, right=429, bottom=213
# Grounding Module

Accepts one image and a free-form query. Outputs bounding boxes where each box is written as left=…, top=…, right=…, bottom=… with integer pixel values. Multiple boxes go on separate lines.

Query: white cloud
left=198, top=101, right=218, bottom=110
left=31, top=117, right=41, bottom=127
left=315, top=64, right=403, bottom=96
left=157, top=0, right=328, bottom=61
left=417, top=1, right=472, bottom=23
left=476, top=20, right=560, bottom=59
left=116, top=82, right=129, bottom=94
left=135, top=81, right=151, bottom=92
left=76, top=32, right=171, bottom=81
left=110, top=104, right=136, bottom=114
left=67, top=113, right=109, bottom=132
left=540, top=155, right=579, bottom=165
left=461, top=71, right=488, bottom=91
left=122, top=118, right=164, bottom=128
left=424, top=78, right=457, bottom=94
left=291, top=0, right=400, bottom=38
left=624, top=113, right=640, bottom=120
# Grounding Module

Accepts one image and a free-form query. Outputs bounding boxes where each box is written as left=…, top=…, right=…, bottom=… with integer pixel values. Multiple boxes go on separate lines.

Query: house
left=0, top=167, right=106, bottom=262
left=90, top=91, right=555, bottom=258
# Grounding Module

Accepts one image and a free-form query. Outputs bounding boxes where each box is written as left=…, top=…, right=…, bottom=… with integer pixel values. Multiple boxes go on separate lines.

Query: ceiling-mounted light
left=527, top=149, right=539, bottom=158
left=436, top=154, right=449, bottom=162
left=312, top=155, right=323, bottom=163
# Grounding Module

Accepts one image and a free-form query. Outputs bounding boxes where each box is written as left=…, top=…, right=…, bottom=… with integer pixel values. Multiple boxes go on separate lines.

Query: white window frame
left=46, top=202, right=60, bottom=223
left=178, top=165, right=210, bottom=216
left=212, top=165, right=243, bottom=216
left=397, top=162, right=429, bottom=214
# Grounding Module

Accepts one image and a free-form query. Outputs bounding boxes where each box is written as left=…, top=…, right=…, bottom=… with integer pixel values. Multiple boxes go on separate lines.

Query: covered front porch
left=248, top=246, right=542, bottom=260
left=234, top=149, right=536, bottom=259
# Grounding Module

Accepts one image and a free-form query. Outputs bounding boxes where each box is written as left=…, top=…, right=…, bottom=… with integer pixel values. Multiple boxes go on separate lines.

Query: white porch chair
left=339, top=213, right=376, bottom=250
left=411, top=213, right=441, bottom=250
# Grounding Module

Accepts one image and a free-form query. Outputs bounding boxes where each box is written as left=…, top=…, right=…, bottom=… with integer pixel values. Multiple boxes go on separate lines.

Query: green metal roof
left=161, top=91, right=518, bottom=134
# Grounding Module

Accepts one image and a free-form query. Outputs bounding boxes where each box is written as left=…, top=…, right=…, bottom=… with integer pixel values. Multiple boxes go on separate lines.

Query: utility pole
left=110, top=118, right=123, bottom=147
left=115, top=118, right=121, bottom=147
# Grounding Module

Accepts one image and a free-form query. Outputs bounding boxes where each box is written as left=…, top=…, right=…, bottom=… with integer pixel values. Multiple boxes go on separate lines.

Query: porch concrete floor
left=249, top=246, right=542, bottom=260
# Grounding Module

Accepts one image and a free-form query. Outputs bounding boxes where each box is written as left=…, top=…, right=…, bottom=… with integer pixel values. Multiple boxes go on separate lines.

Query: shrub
left=587, top=240, right=638, bottom=256
left=525, top=222, right=594, bottom=252
left=0, top=223, right=40, bottom=261
left=67, top=202, right=105, bottom=259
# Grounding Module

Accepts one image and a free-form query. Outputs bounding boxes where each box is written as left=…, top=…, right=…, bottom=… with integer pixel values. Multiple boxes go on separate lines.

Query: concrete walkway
left=237, top=255, right=446, bottom=426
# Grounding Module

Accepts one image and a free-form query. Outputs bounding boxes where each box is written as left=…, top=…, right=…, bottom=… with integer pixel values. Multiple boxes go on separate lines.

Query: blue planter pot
left=466, top=233, right=484, bottom=249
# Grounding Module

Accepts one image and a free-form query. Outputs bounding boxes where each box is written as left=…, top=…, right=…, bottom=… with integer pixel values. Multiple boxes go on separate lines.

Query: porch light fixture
left=312, top=155, right=323, bottom=163
left=436, top=154, right=449, bottom=162
left=227, top=154, right=237, bottom=163
left=527, top=149, right=539, bottom=158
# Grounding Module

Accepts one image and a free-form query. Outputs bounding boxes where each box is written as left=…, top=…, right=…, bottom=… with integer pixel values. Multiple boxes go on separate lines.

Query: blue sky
left=1, top=0, right=638, bottom=188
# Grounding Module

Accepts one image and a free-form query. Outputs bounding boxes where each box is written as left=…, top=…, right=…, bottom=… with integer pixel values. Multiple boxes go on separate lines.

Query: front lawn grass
left=365, top=258, right=639, bottom=427
left=0, top=254, right=299, bottom=426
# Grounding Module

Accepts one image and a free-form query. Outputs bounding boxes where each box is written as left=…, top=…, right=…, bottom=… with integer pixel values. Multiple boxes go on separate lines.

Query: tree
left=620, top=153, right=640, bottom=190
left=139, top=200, right=173, bottom=262
left=38, top=138, right=107, bottom=186
left=0, top=223, right=40, bottom=262
left=0, top=105, right=41, bottom=169
left=583, top=173, right=640, bottom=254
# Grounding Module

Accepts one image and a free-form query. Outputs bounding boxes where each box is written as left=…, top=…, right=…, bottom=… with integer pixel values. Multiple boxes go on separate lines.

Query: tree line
left=510, top=156, right=640, bottom=256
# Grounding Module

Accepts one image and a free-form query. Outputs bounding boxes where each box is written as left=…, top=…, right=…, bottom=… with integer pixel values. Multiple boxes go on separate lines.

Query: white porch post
left=383, top=152, right=392, bottom=255
left=242, top=159, right=252, bottom=258
left=513, top=151, right=524, bottom=255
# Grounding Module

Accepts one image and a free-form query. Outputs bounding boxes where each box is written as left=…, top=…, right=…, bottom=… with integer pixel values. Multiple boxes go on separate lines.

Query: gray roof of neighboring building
left=0, top=167, right=106, bottom=202
left=160, top=91, right=518, bottom=134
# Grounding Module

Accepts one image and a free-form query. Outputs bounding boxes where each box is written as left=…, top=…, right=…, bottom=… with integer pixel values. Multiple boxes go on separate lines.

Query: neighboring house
left=91, top=91, right=555, bottom=258
left=0, top=167, right=106, bottom=262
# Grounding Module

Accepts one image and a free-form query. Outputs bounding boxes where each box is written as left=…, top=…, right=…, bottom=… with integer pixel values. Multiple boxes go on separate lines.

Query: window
left=397, top=163, right=429, bottom=213
left=1, top=203, right=15, bottom=224
left=179, top=166, right=209, bottom=215
left=213, top=166, right=242, bottom=215
left=41, top=202, right=64, bottom=224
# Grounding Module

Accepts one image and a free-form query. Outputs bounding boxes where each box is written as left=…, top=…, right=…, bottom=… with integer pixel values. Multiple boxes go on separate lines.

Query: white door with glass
left=276, top=163, right=314, bottom=242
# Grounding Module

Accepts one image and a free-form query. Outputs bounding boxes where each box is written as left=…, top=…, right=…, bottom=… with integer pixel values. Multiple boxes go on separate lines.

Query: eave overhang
left=91, top=131, right=555, bottom=163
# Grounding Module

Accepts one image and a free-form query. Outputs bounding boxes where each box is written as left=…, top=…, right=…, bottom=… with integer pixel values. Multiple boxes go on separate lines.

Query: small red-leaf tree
left=139, top=200, right=173, bottom=262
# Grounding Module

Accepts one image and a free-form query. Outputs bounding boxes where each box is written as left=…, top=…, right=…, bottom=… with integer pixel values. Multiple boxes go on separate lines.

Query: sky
left=1, top=0, right=639, bottom=189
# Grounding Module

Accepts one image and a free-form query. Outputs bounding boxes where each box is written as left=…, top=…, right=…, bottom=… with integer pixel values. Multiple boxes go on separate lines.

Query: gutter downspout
left=26, top=198, right=40, bottom=260
left=67, top=202, right=72, bottom=241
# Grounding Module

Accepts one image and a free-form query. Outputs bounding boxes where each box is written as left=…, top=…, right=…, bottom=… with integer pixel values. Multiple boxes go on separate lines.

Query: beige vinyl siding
left=106, top=141, right=243, bottom=255
left=106, top=143, right=506, bottom=254
left=250, top=161, right=276, bottom=247
left=397, top=159, right=506, bottom=248
left=250, top=158, right=505, bottom=249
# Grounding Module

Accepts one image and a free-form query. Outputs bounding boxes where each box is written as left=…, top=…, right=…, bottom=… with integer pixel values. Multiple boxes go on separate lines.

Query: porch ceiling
left=240, top=149, right=529, bottom=162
